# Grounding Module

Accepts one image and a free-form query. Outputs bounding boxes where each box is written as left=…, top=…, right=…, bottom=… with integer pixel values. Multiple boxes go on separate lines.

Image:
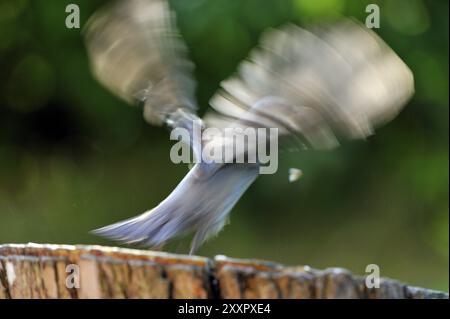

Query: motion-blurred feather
left=84, top=0, right=197, bottom=126
left=206, top=20, right=414, bottom=149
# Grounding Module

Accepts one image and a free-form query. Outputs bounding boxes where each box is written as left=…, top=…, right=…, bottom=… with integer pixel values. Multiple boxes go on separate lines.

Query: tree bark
left=0, top=243, right=447, bottom=299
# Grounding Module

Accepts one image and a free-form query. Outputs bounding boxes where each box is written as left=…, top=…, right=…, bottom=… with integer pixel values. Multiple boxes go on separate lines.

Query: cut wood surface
left=0, top=243, right=447, bottom=299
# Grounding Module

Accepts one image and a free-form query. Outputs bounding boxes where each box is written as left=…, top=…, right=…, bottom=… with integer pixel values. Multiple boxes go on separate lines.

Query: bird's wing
left=204, top=19, right=414, bottom=150
left=84, top=0, right=197, bottom=126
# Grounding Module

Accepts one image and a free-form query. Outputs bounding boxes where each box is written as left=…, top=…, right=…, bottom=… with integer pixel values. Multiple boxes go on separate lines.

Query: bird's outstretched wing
left=205, top=20, right=414, bottom=150
left=84, top=0, right=197, bottom=126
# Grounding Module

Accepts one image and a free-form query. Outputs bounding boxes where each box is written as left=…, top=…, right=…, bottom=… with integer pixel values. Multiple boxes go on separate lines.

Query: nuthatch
left=84, top=0, right=414, bottom=254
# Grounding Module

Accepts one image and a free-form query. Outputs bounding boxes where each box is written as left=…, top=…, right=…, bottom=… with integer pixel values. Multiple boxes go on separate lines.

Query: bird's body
left=97, top=161, right=259, bottom=254
left=84, top=0, right=414, bottom=254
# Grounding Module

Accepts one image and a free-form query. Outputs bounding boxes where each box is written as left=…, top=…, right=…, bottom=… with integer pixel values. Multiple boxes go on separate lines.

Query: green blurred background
left=0, top=0, right=448, bottom=291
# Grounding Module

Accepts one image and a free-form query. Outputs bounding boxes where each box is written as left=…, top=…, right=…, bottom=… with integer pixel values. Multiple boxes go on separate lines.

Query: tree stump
left=0, top=243, right=447, bottom=299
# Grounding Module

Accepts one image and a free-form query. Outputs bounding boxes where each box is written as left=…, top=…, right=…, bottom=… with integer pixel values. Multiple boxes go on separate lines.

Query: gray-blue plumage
left=93, top=162, right=259, bottom=254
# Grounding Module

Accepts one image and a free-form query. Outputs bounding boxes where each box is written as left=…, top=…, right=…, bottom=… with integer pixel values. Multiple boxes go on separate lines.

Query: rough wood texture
left=0, top=243, right=447, bottom=299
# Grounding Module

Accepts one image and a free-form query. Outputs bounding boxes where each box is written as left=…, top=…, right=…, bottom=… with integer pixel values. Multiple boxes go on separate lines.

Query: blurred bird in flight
left=84, top=0, right=414, bottom=254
